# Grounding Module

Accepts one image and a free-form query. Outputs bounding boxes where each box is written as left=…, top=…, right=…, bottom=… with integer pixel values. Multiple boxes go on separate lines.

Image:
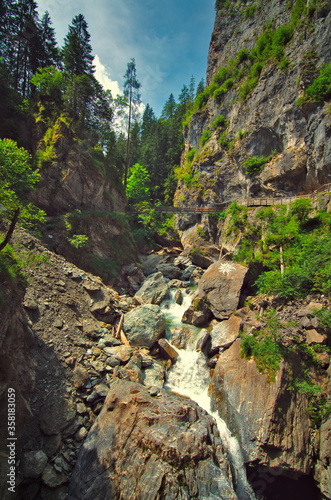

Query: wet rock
left=190, top=266, right=205, bottom=285
left=68, top=381, right=236, bottom=500
left=22, top=450, right=48, bottom=479
left=173, top=255, right=192, bottom=268
left=198, top=261, right=249, bottom=320
left=182, top=293, right=212, bottom=326
left=195, top=329, right=210, bottom=352
left=170, top=326, right=195, bottom=349
left=123, top=304, right=166, bottom=348
left=143, top=360, right=165, bottom=388
left=134, top=272, right=169, bottom=305
left=175, top=289, right=183, bottom=305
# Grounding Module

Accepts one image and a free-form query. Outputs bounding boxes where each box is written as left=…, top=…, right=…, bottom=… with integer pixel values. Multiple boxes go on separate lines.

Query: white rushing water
left=161, top=288, right=256, bottom=500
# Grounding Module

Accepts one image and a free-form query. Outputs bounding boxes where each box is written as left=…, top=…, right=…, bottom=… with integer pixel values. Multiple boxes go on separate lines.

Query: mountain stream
left=160, top=288, right=256, bottom=500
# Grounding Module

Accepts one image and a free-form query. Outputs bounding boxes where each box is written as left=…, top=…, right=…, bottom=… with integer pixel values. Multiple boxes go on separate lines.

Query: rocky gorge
left=1, top=0, right=331, bottom=499
left=0, top=223, right=329, bottom=499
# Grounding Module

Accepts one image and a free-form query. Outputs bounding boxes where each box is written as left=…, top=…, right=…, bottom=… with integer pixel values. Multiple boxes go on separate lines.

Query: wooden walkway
left=127, top=183, right=331, bottom=215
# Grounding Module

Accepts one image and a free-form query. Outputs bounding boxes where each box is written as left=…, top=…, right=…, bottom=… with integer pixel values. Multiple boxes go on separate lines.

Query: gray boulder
left=68, top=381, right=237, bottom=500
left=123, top=304, right=166, bottom=348
left=209, top=315, right=242, bottom=355
left=134, top=272, right=169, bottom=305
left=198, top=261, right=249, bottom=320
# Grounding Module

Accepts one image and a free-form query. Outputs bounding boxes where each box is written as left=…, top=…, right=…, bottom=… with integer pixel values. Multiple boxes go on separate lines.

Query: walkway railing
left=126, top=183, right=331, bottom=214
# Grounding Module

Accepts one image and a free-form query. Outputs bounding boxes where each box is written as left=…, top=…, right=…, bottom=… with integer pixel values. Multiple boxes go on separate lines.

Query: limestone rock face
left=123, top=304, right=166, bottom=348
left=174, top=2, right=331, bottom=257
left=68, top=380, right=237, bottom=500
left=198, top=261, right=249, bottom=320
left=134, top=271, right=169, bottom=305
left=209, top=340, right=313, bottom=475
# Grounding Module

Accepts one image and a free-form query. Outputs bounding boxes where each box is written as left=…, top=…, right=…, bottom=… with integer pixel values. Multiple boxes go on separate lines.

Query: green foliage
left=0, top=138, right=45, bottom=229
left=244, top=4, right=257, bottom=19
left=200, top=130, right=211, bottom=146
left=0, top=244, right=27, bottom=289
left=292, top=0, right=306, bottom=25
left=68, top=234, right=89, bottom=248
left=240, top=310, right=284, bottom=382
left=210, top=115, right=226, bottom=130
left=305, top=62, right=331, bottom=102
left=243, top=152, right=274, bottom=175
left=186, top=148, right=197, bottom=163
left=126, top=163, right=151, bottom=204
left=197, top=226, right=207, bottom=239
left=238, top=77, right=259, bottom=101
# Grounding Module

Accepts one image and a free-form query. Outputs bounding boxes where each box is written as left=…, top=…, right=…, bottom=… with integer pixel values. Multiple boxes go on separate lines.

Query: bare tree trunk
left=124, top=85, right=132, bottom=191
left=280, top=245, right=284, bottom=277
left=0, top=209, right=20, bottom=251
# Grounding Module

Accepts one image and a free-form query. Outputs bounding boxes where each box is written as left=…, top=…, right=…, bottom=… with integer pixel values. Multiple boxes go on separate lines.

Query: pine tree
left=196, top=78, right=205, bottom=96
left=123, top=58, right=141, bottom=190
left=38, top=11, right=59, bottom=68
left=161, top=93, right=176, bottom=119
left=62, top=14, right=95, bottom=76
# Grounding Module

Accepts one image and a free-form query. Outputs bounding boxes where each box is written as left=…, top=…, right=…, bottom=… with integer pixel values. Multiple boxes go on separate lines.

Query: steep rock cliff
left=30, top=121, right=135, bottom=283
left=174, top=0, right=331, bottom=240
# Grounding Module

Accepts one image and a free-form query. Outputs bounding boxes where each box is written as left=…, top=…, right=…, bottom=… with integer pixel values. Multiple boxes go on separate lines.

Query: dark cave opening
left=246, top=464, right=321, bottom=500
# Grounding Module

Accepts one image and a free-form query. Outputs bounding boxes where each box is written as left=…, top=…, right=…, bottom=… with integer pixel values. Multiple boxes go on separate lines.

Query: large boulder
left=67, top=380, right=237, bottom=500
left=123, top=304, right=166, bottom=348
left=134, top=272, right=169, bottom=305
left=182, top=293, right=212, bottom=327
left=209, top=314, right=242, bottom=355
left=209, top=339, right=313, bottom=475
left=198, top=261, right=249, bottom=320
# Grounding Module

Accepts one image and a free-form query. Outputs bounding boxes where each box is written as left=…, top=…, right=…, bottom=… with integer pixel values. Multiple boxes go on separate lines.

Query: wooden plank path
left=126, top=183, right=331, bottom=215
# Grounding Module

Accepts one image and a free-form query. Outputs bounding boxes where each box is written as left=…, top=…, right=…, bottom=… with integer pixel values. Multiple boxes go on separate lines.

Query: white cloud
left=93, top=54, right=122, bottom=97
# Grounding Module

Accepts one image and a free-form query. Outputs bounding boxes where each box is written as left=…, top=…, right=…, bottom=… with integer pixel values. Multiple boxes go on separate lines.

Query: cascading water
left=160, top=288, right=256, bottom=500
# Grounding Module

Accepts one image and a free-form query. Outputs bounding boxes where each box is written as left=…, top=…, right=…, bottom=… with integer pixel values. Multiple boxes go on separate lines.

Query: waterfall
left=161, top=288, right=256, bottom=500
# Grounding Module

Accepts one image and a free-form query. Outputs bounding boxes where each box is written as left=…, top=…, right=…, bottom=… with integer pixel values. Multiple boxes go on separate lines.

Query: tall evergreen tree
left=196, top=78, right=205, bottom=96
left=161, top=93, right=176, bottom=119
left=38, top=11, right=59, bottom=68
left=62, top=14, right=95, bottom=76
left=123, top=57, right=141, bottom=190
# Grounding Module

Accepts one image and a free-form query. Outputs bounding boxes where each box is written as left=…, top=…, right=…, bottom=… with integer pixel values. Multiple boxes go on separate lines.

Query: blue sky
left=36, top=0, right=216, bottom=117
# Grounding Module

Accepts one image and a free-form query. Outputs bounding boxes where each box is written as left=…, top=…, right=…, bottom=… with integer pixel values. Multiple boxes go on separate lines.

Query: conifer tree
left=123, top=58, right=141, bottom=190
left=38, top=11, right=59, bottom=68
left=62, top=14, right=95, bottom=76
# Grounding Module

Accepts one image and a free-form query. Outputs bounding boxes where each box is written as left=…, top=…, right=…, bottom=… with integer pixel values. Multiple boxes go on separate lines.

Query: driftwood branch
left=0, top=208, right=20, bottom=251
left=115, top=314, right=124, bottom=339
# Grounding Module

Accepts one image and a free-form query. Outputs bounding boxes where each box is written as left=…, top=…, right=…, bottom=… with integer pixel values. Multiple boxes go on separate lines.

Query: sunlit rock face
left=174, top=1, right=331, bottom=250
left=68, top=380, right=238, bottom=500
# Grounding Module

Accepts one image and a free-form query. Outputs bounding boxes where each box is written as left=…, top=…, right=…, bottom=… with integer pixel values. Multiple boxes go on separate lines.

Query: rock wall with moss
left=174, top=0, right=331, bottom=238
left=29, top=117, right=136, bottom=283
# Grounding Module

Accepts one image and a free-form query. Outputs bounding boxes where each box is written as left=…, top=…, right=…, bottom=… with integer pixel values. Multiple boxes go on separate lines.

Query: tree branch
left=0, top=208, right=20, bottom=251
